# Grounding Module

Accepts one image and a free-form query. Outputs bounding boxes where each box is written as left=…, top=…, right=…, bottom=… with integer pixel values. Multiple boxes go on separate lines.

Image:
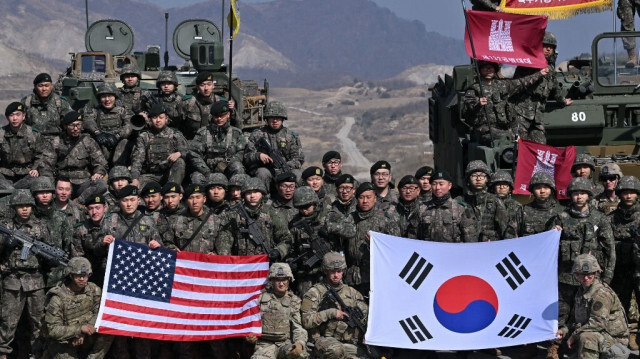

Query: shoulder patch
left=593, top=301, right=603, bottom=311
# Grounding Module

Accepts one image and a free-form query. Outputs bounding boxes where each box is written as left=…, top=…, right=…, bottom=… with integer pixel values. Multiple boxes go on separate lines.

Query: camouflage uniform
left=252, top=263, right=308, bottom=359
left=189, top=121, right=247, bottom=182
left=471, top=0, right=500, bottom=10
left=117, top=64, right=151, bottom=115
left=22, top=92, right=72, bottom=138
left=393, top=198, right=422, bottom=239
left=375, top=188, right=399, bottom=215
left=0, top=123, right=53, bottom=185
left=56, top=200, right=85, bottom=231
left=130, top=125, right=188, bottom=187
left=270, top=195, right=298, bottom=225
left=490, top=170, right=522, bottom=235
left=327, top=198, right=357, bottom=220
left=96, top=210, right=162, bottom=253
left=149, top=71, right=184, bottom=127
left=164, top=208, right=222, bottom=253
left=518, top=198, right=564, bottom=237
left=559, top=255, right=629, bottom=359
left=417, top=195, right=476, bottom=242
left=617, top=0, right=640, bottom=53
left=76, top=219, right=107, bottom=287
left=181, top=93, right=226, bottom=140
left=595, top=163, right=623, bottom=215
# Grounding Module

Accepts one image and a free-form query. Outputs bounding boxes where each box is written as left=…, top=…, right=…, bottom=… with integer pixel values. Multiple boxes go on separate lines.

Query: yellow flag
left=499, top=0, right=612, bottom=20
left=228, top=0, right=241, bottom=39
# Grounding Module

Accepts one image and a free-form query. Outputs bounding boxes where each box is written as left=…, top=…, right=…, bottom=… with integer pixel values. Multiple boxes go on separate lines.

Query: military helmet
left=528, top=172, right=556, bottom=192
left=108, top=166, right=132, bottom=182
left=293, top=186, right=319, bottom=208
left=572, top=153, right=595, bottom=171
left=10, top=189, right=35, bottom=207
left=229, top=174, right=249, bottom=188
left=31, top=176, right=55, bottom=193
left=567, top=177, right=594, bottom=196
left=543, top=31, right=557, bottom=48
left=96, top=83, right=119, bottom=97
left=120, top=63, right=141, bottom=80
left=263, top=101, right=287, bottom=119
left=465, top=160, right=491, bottom=178
left=490, top=170, right=514, bottom=188
left=477, top=60, right=501, bottom=72
left=242, top=177, right=267, bottom=195
left=599, top=163, right=623, bottom=179
left=268, top=263, right=294, bottom=281
left=65, top=256, right=93, bottom=276
left=156, top=70, right=179, bottom=87
left=572, top=253, right=601, bottom=274
left=616, top=176, right=640, bottom=194
left=206, top=173, right=228, bottom=190
left=322, top=252, right=347, bottom=271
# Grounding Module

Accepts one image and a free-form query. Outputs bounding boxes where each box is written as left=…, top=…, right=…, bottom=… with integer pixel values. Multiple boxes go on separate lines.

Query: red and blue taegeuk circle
left=433, top=275, right=499, bottom=333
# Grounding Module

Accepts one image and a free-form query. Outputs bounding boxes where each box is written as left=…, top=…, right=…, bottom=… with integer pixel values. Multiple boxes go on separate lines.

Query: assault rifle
left=289, top=218, right=332, bottom=269
left=256, top=137, right=291, bottom=172
left=230, top=203, right=272, bottom=253
left=0, top=225, right=69, bottom=267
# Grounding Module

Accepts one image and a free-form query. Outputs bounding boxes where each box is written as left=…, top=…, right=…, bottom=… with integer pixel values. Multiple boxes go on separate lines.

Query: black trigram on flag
left=399, top=315, right=432, bottom=343
left=496, top=252, right=531, bottom=290
left=398, top=252, right=433, bottom=290
left=498, top=314, right=532, bottom=338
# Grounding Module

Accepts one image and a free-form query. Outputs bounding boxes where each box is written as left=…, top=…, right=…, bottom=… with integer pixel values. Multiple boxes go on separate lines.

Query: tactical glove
left=286, top=342, right=305, bottom=358
left=244, top=333, right=258, bottom=344
left=105, top=133, right=119, bottom=150
left=94, top=132, right=110, bottom=147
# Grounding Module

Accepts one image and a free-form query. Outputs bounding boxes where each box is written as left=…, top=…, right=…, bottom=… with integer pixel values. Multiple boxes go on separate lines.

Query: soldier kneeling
left=556, top=254, right=630, bottom=359
left=43, top=257, right=112, bottom=359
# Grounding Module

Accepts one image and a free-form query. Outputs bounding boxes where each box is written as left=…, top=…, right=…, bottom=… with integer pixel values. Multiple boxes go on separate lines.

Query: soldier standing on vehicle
left=22, top=73, right=72, bottom=139
left=595, top=163, right=623, bottom=214
left=76, top=195, right=109, bottom=287
left=118, top=63, right=151, bottom=115
left=517, top=172, right=564, bottom=237
left=0, top=190, right=53, bottom=359
left=189, top=100, right=247, bottom=183
left=549, top=177, right=616, bottom=359
left=618, top=0, right=640, bottom=67
left=302, top=167, right=333, bottom=212
left=392, top=175, right=423, bottom=239
left=370, top=161, right=398, bottom=215
left=83, top=83, right=133, bottom=166
left=130, top=103, right=188, bottom=188
left=301, top=252, right=368, bottom=359
left=610, top=176, right=640, bottom=350
left=490, top=170, right=522, bottom=235
left=270, top=172, right=298, bottom=224
left=415, top=166, right=434, bottom=202
left=322, top=151, right=343, bottom=196
left=245, top=101, right=305, bottom=191
left=182, top=72, right=235, bottom=140
left=327, top=174, right=358, bottom=220
left=205, top=173, right=229, bottom=214
left=556, top=254, right=630, bottom=359
left=149, top=70, right=184, bottom=127
left=43, top=256, right=111, bottom=359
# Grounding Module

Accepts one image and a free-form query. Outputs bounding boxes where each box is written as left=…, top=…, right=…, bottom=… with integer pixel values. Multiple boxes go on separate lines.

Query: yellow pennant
left=228, top=0, right=241, bottom=39
left=499, top=0, right=612, bottom=20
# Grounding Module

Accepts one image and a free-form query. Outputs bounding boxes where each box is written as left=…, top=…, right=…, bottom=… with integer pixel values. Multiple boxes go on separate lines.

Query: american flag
left=95, top=239, right=268, bottom=341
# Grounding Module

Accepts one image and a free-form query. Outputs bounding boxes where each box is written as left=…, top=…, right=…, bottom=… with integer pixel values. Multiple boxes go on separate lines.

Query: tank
left=429, top=31, right=640, bottom=186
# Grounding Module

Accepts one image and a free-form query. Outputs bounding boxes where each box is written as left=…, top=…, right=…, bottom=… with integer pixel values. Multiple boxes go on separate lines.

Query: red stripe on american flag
left=97, top=328, right=261, bottom=342
left=174, top=266, right=269, bottom=279
left=169, top=292, right=261, bottom=308
left=172, top=281, right=264, bottom=294
left=177, top=252, right=268, bottom=264
left=100, top=314, right=262, bottom=331
left=105, top=299, right=260, bottom=320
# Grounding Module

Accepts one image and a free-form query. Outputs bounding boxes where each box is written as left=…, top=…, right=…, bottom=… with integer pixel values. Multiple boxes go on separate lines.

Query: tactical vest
left=314, top=285, right=361, bottom=342
left=259, top=292, right=295, bottom=342
left=0, top=127, right=38, bottom=174
left=96, top=107, right=123, bottom=131
left=205, top=126, right=234, bottom=165
left=3, top=220, right=47, bottom=270
left=54, top=283, right=100, bottom=327
left=574, top=281, right=628, bottom=339
left=24, top=94, right=63, bottom=135
left=147, top=135, right=174, bottom=172
left=558, top=213, right=607, bottom=285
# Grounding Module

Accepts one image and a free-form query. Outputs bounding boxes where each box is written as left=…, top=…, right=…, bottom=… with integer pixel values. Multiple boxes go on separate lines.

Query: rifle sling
left=179, top=210, right=215, bottom=251
left=120, top=213, right=145, bottom=242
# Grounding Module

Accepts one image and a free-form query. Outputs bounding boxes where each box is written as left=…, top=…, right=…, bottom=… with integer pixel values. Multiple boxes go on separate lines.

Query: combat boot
left=627, top=49, right=637, bottom=68
left=629, top=333, right=639, bottom=350
left=546, top=343, right=560, bottom=359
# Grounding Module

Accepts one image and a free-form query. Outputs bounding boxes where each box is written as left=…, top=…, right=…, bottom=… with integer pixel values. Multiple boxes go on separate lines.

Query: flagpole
left=461, top=0, right=495, bottom=148
left=228, top=35, right=234, bottom=99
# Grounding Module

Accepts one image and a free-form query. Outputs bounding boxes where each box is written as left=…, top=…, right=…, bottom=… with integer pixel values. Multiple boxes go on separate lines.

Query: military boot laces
left=546, top=343, right=560, bottom=359
left=629, top=333, right=639, bottom=351
left=627, top=50, right=638, bottom=69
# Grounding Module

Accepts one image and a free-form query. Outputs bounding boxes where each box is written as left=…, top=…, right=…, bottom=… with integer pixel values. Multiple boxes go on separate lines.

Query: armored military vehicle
left=57, top=18, right=268, bottom=130
left=429, top=31, right=640, bottom=185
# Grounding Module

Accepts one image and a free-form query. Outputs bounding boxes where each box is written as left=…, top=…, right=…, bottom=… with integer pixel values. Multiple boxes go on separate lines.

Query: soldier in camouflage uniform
left=140, top=182, right=164, bottom=223
left=471, top=0, right=500, bottom=10
left=161, top=182, right=186, bottom=222
left=247, top=262, right=308, bottom=359
left=228, top=174, right=249, bottom=206
left=617, top=0, right=640, bottom=67
left=0, top=190, right=53, bottom=358
left=117, top=63, right=151, bottom=115
left=189, top=100, right=246, bottom=183
left=322, top=151, right=343, bottom=196
left=287, top=187, right=355, bottom=296
left=43, top=257, right=111, bottom=359
left=517, top=172, right=564, bottom=237
left=595, top=163, right=622, bottom=214
left=509, top=32, right=573, bottom=144
left=415, top=166, right=434, bottom=203
left=549, top=177, right=617, bottom=359
left=269, top=172, right=298, bottom=224
left=327, top=174, right=358, bottom=220
left=346, top=182, right=399, bottom=295
left=556, top=254, right=629, bottom=359
left=75, top=195, right=109, bottom=287
left=464, top=61, right=546, bottom=146
left=149, top=70, right=184, bottom=127
left=572, top=153, right=605, bottom=198
left=418, top=170, right=476, bottom=243
left=245, top=102, right=305, bottom=191
left=369, top=161, right=398, bottom=214
left=463, top=160, right=514, bottom=241
left=54, top=178, right=86, bottom=255
left=490, top=170, right=522, bottom=235
left=391, top=175, right=423, bottom=239
left=302, top=166, right=334, bottom=213
left=205, top=173, right=229, bottom=214
left=104, top=166, right=132, bottom=212
left=83, top=83, right=133, bottom=165
left=301, top=252, right=368, bottom=359
left=0, top=102, right=53, bottom=187
left=610, top=176, right=640, bottom=350
left=130, top=103, right=188, bottom=188
left=22, top=73, right=72, bottom=139
left=181, top=72, right=235, bottom=140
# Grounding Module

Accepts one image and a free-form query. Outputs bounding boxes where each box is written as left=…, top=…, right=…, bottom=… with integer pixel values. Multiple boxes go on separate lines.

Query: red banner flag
left=513, top=139, right=576, bottom=199
left=464, top=10, right=548, bottom=69
left=500, top=0, right=612, bottom=20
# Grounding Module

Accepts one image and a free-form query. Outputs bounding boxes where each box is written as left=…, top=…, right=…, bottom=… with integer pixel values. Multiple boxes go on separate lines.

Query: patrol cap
left=430, top=170, right=453, bottom=183
left=335, top=174, right=356, bottom=188
left=184, top=184, right=205, bottom=198
left=370, top=160, right=391, bottom=175
left=116, top=185, right=139, bottom=200
left=5, top=102, right=25, bottom=117
left=141, top=181, right=162, bottom=197
left=355, top=182, right=376, bottom=197
left=162, top=182, right=183, bottom=195
left=61, top=111, right=83, bottom=126
left=33, top=73, right=52, bottom=85
left=268, top=263, right=294, bottom=281
left=195, top=71, right=215, bottom=85
left=322, top=252, right=347, bottom=271
left=302, top=166, right=323, bottom=180
left=10, top=189, right=35, bottom=207
left=65, top=256, right=92, bottom=276
left=572, top=253, right=601, bottom=274
left=84, top=194, right=106, bottom=206
left=148, top=103, right=167, bottom=118
left=398, top=175, right=420, bottom=188
left=210, top=101, right=230, bottom=116
left=322, top=151, right=341, bottom=164
left=415, top=166, right=434, bottom=179
left=206, top=173, right=228, bottom=190
left=275, top=172, right=297, bottom=184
